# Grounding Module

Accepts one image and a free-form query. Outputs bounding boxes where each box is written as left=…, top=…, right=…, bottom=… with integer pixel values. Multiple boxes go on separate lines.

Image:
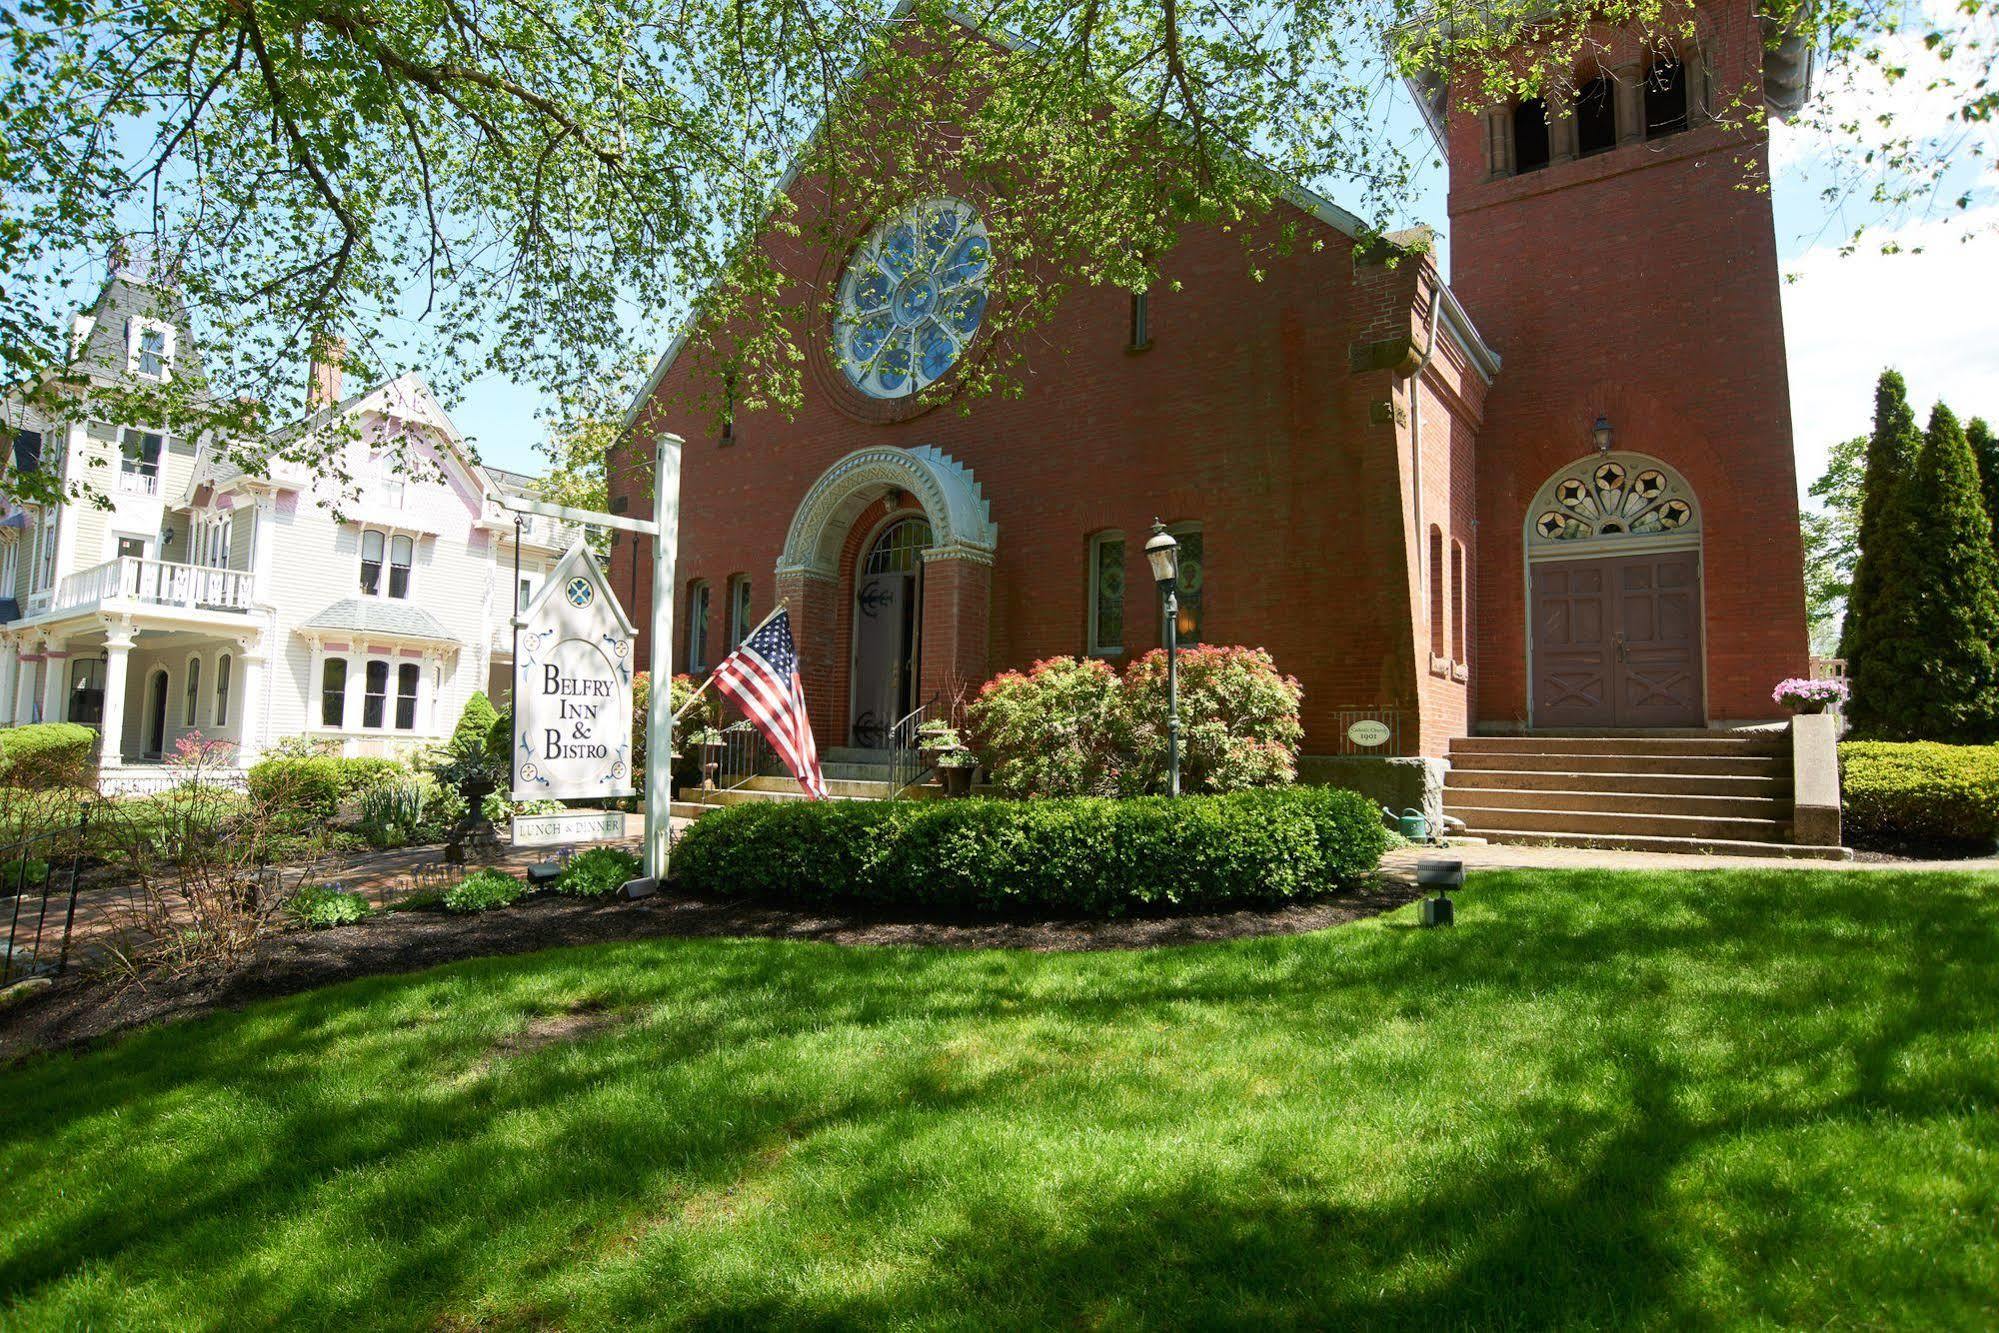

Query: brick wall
left=611, top=185, right=1485, bottom=753
left=1446, top=1, right=1811, bottom=724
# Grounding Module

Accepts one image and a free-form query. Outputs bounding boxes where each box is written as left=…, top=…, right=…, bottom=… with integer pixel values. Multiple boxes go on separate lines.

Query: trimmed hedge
left=247, top=757, right=345, bottom=822
left=1841, top=741, right=1999, bottom=848
left=0, top=723, right=97, bottom=789
left=672, top=787, right=1387, bottom=915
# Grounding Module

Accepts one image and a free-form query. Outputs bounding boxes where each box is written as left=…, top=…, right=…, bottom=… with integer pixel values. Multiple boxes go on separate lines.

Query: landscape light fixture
left=1416, top=857, right=1463, bottom=928
left=1592, top=414, right=1615, bottom=453
left=1144, top=520, right=1183, bottom=797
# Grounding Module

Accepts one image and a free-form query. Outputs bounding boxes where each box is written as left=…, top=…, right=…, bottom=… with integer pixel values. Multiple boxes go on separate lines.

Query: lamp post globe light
left=1144, top=520, right=1182, bottom=797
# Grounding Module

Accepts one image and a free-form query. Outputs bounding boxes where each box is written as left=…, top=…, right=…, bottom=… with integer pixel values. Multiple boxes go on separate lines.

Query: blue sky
left=454, top=57, right=1999, bottom=504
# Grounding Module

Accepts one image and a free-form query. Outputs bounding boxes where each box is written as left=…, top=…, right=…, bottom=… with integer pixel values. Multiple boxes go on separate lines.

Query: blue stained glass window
left=835, top=198, right=990, bottom=399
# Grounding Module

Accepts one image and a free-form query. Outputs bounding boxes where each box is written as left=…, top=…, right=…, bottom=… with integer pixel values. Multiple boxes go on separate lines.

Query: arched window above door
left=1527, top=453, right=1699, bottom=556
left=864, top=517, right=934, bottom=574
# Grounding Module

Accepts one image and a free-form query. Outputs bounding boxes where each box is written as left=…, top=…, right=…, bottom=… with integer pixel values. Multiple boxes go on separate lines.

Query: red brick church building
left=610, top=2, right=1814, bottom=767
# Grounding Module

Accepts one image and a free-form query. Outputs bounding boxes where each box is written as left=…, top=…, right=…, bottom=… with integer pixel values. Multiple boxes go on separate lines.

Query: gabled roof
left=616, top=5, right=1497, bottom=439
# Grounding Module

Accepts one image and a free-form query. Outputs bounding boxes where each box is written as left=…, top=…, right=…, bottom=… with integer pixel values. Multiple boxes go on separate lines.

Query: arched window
left=1429, top=526, right=1447, bottom=660
left=183, top=656, right=202, bottom=727
left=1450, top=541, right=1467, bottom=664
left=1528, top=454, right=1699, bottom=553
left=864, top=516, right=933, bottom=574
left=389, top=534, right=414, bottom=598
left=215, top=653, right=232, bottom=727
left=686, top=581, right=710, bottom=672
left=1576, top=73, right=1617, bottom=154
left=1513, top=97, right=1551, bottom=172
left=321, top=658, right=347, bottom=727
left=359, top=529, right=385, bottom=595
left=1645, top=55, right=1689, bottom=138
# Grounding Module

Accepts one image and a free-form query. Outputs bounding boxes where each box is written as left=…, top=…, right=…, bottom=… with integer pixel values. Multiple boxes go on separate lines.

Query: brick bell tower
left=1413, top=4, right=1816, bottom=729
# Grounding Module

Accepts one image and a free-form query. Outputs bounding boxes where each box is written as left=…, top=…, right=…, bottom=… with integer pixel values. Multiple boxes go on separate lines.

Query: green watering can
left=1394, top=808, right=1430, bottom=843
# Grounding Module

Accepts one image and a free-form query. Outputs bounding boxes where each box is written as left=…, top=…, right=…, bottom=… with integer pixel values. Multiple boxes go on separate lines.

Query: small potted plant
left=1772, top=677, right=1849, bottom=715
left=934, top=746, right=978, bottom=797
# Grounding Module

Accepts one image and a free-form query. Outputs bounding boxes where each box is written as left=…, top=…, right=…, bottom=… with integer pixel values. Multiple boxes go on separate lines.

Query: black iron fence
left=887, top=699, right=937, bottom=796
left=1, top=808, right=90, bottom=986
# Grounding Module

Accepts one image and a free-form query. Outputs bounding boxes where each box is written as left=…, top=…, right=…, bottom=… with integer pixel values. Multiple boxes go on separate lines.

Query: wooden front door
left=849, top=516, right=931, bottom=748
left=1531, top=551, right=1702, bottom=728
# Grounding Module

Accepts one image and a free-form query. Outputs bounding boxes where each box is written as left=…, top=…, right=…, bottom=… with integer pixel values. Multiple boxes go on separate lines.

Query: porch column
left=235, top=644, right=268, bottom=765
left=98, top=624, right=134, bottom=767
left=917, top=549, right=993, bottom=708
left=14, top=640, right=40, bottom=723
left=39, top=637, right=68, bottom=723
left=0, top=638, right=17, bottom=726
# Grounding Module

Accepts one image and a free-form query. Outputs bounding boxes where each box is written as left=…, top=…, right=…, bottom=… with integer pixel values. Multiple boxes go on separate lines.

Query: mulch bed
left=0, top=876, right=1425, bottom=1062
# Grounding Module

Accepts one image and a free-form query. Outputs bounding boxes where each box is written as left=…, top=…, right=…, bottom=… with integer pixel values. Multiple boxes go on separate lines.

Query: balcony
left=53, top=557, right=256, bottom=617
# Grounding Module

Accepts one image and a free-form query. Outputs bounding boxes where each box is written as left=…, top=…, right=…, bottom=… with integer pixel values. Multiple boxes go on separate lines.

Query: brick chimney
left=307, top=334, right=346, bottom=411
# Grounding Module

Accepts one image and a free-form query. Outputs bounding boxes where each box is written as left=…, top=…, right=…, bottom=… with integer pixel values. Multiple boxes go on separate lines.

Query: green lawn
left=3, top=869, right=1996, bottom=1329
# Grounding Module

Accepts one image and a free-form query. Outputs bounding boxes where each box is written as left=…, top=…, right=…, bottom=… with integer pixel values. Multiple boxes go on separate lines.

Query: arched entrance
left=850, top=516, right=933, bottom=747
left=776, top=445, right=998, bottom=748
left=1524, top=452, right=1704, bottom=728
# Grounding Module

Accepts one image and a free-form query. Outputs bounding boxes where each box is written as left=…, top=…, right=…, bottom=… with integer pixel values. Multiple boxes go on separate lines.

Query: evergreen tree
left=1908, top=404, right=1999, bottom=742
left=1840, top=371, right=1929, bottom=738
left=1968, top=416, right=1999, bottom=546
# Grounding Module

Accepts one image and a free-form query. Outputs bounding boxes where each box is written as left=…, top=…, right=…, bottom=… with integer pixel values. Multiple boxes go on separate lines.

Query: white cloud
left=1782, top=206, right=1999, bottom=499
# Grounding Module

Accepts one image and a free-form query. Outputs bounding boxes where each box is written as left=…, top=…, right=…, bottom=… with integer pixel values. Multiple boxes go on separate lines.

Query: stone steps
left=1443, top=730, right=1849, bottom=860
left=1446, top=768, right=1791, bottom=798
left=1443, top=786, right=1788, bottom=819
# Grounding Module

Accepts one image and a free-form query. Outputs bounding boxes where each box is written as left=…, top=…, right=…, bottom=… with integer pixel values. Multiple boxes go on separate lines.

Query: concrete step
left=822, top=762, right=893, bottom=782
left=1448, top=804, right=1790, bottom=842
left=823, top=746, right=892, bottom=766
left=1452, top=734, right=1787, bottom=758
left=741, top=774, right=942, bottom=800
left=1447, top=750, right=1787, bottom=778
left=1457, top=826, right=1852, bottom=861
left=1444, top=767, right=1790, bottom=797
left=1442, top=787, right=1788, bottom=819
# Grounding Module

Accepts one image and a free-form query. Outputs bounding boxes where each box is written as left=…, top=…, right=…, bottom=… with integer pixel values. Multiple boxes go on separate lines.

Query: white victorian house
left=0, top=266, right=573, bottom=784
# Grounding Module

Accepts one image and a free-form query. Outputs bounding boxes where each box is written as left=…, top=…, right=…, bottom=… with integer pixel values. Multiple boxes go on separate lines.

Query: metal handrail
left=886, top=697, right=939, bottom=797
left=714, top=720, right=777, bottom=794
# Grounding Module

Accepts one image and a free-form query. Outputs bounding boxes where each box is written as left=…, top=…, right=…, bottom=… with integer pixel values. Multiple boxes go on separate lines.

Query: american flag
left=710, top=609, right=828, bottom=800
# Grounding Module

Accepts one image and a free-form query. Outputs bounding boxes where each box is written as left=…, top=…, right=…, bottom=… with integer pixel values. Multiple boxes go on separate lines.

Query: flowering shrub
left=966, top=657, right=1124, bottom=798
left=965, top=648, right=1305, bottom=798
left=1773, top=677, right=1849, bottom=713
left=1119, top=646, right=1304, bottom=794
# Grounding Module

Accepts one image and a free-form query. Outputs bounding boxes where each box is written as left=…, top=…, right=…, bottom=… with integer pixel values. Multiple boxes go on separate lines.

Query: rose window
left=835, top=199, right=990, bottom=399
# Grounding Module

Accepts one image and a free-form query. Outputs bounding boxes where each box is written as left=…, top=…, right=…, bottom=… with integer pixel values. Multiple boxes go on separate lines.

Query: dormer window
left=118, top=429, right=163, bottom=495
left=127, top=320, right=174, bottom=380
left=358, top=528, right=415, bottom=599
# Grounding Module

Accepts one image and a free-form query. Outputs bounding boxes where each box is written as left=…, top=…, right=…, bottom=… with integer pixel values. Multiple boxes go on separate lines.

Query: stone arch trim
left=777, top=445, right=997, bottom=580
left=1523, top=450, right=1701, bottom=563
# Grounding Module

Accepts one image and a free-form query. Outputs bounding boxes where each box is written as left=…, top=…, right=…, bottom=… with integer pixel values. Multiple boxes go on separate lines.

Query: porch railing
left=887, top=698, right=938, bottom=796
left=712, top=720, right=778, bottom=793
left=54, top=557, right=256, bottom=616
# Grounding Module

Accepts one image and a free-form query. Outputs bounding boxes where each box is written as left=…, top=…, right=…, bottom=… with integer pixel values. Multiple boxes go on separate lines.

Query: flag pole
left=670, top=598, right=790, bottom=722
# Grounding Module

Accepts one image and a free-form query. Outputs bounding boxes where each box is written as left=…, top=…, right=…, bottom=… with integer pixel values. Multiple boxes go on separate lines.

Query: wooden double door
left=1531, top=550, right=1703, bottom=728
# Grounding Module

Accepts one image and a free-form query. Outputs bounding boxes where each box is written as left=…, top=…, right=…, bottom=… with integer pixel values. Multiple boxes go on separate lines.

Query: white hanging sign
left=512, top=541, right=637, bottom=800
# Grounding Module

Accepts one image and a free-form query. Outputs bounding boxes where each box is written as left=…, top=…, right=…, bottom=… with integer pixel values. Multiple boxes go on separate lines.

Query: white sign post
left=512, top=542, right=638, bottom=803
left=495, top=430, right=681, bottom=894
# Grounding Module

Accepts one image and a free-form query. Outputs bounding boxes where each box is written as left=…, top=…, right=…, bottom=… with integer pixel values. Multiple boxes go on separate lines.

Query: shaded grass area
left=2, top=869, right=1996, bottom=1328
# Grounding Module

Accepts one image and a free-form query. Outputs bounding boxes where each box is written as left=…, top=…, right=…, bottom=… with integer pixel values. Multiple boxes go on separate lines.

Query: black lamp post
left=1144, top=519, right=1182, bottom=797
